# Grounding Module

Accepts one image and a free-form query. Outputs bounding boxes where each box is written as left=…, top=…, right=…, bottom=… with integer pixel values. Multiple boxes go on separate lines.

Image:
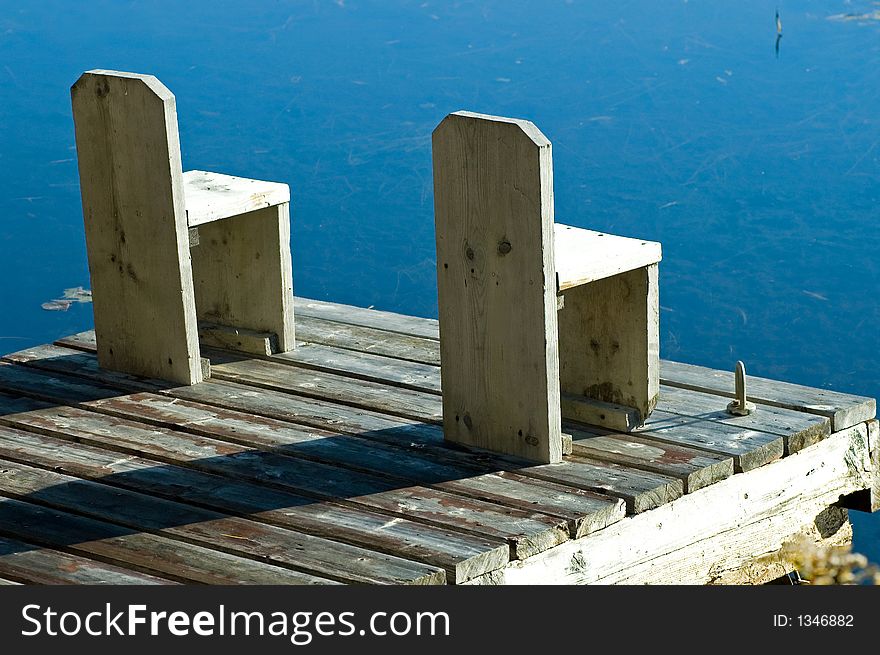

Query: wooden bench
left=433, top=111, right=661, bottom=463
left=71, top=70, right=294, bottom=385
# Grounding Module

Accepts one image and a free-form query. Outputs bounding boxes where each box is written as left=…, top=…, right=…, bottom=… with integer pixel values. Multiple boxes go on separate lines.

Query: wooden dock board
left=0, top=406, right=505, bottom=583
left=0, top=492, right=338, bottom=585
left=276, top=342, right=442, bottom=394
left=0, top=535, right=173, bottom=585
left=38, top=336, right=792, bottom=480
left=566, top=429, right=733, bottom=493
left=0, top=341, right=840, bottom=510
left=0, top=449, right=437, bottom=585
left=630, top=412, right=784, bottom=473
left=0, top=353, right=674, bottom=518
left=293, top=315, right=440, bottom=366
left=0, top=378, right=573, bottom=561
left=466, top=424, right=873, bottom=585
left=0, top=296, right=874, bottom=585
left=661, top=360, right=875, bottom=432
left=656, top=384, right=831, bottom=455
left=293, top=297, right=439, bottom=339
left=206, top=349, right=443, bottom=423
left=184, top=314, right=837, bottom=458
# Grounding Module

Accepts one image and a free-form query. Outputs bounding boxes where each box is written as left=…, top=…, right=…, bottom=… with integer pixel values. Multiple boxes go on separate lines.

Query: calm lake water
left=1, top=1, right=878, bottom=565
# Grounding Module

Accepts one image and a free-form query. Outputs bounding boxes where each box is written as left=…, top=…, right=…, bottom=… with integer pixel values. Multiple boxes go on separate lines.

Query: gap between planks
left=0, top=347, right=685, bottom=519
left=53, top=332, right=777, bottom=482
left=0, top=363, right=604, bottom=565
left=292, top=297, right=873, bottom=434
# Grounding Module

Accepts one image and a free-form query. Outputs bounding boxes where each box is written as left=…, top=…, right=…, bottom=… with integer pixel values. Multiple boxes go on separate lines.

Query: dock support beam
left=841, top=418, right=879, bottom=513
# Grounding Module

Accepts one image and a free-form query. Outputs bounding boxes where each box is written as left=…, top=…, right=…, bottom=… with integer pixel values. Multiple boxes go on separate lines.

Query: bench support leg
left=558, top=263, right=660, bottom=429
left=191, top=203, right=296, bottom=353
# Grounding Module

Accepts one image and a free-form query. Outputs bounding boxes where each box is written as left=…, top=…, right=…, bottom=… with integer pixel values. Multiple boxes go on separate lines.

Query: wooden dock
left=1, top=71, right=874, bottom=586
left=0, top=296, right=875, bottom=585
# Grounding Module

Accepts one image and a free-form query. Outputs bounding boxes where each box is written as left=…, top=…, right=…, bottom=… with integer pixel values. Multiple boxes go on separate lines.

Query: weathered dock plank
left=1, top=348, right=168, bottom=413
left=276, top=342, right=442, bottom=394
left=22, top=339, right=748, bottom=492
left=206, top=350, right=443, bottom=423
left=1, top=346, right=694, bottom=520
left=293, top=297, right=439, bottom=340
left=41, top=398, right=608, bottom=542
left=0, top=495, right=336, bottom=585
left=0, top=413, right=505, bottom=584
left=657, top=384, right=831, bottom=454
left=0, top=453, right=443, bottom=585
left=627, top=412, right=784, bottom=473
left=0, top=535, right=173, bottom=585
left=17, top=340, right=759, bottom=491
left=0, top=379, right=622, bottom=560
left=843, top=418, right=879, bottom=513
left=288, top=300, right=872, bottom=445
left=222, top=323, right=830, bottom=464
left=566, top=429, right=733, bottom=493
left=661, top=359, right=876, bottom=432
left=437, top=472, right=625, bottom=538
left=5, top=345, right=439, bottom=444
left=0, top=290, right=873, bottom=586
left=3, top=323, right=870, bottom=581
left=466, top=424, right=874, bottom=585
left=294, top=315, right=440, bottom=365
left=65, top=393, right=624, bottom=538
left=523, top=456, right=683, bottom=514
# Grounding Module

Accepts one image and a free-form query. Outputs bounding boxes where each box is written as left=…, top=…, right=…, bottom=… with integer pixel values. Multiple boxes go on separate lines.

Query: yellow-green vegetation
left=782, top=537, right=880, bottom=585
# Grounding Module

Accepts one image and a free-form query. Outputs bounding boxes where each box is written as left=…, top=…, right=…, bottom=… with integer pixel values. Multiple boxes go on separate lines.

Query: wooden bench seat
left=554, top=224, right=661, bottom=291
left=183, top=170, right=290, bottom=227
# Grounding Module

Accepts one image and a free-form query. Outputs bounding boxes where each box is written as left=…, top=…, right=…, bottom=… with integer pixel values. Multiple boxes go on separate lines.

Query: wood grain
left=841, top=418, right=879, bottom=513
left=568, top=428, right=733, bottom=493
left=465, top=424, right=873, bottom=585
left=71, top=70, right=202, bottom=384
left=661, top=359, right=875, bottom=432
left=294, top=315, right=440, bottom=365
left=523, top=455, right=683, bottom=514
left=558, top=264, right=659, bottom=425
left=433, top=111, right=562, bottom=463
left=0, top=453, right=448, bottom=585
left=293, top=297, right=439, bottom=339
left=0, top=395, right=568, bottom=561
left=183, top=170, right=289, bottom=227
left=656, top=384, right=830, bottom=455
left=0, top=535, right=174, bottom=585
left=0, top=411, right=505, bottom=583
left=0, top=493, right=340, bottom=585
left=553, top=223, right=661, bottom=291
left=206, top=350, right=442, bottom=423
left=191, top=204, right=295, bottom=352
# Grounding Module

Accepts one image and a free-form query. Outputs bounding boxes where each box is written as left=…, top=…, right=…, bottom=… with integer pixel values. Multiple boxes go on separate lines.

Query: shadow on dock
left=0, top=350, right=547, bottom=580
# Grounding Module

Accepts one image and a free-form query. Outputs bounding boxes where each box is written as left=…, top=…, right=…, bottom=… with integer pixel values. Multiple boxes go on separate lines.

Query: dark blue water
left=1, top=0, right=878, bottom=564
